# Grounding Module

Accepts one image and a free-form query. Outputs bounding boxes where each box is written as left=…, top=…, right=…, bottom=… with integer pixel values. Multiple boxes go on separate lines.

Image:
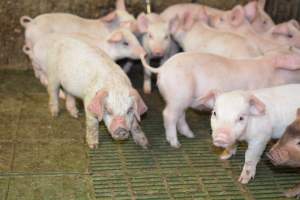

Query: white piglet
left=20, top=0, right=137, bottom=48
left=137, top=12, right=179, bottom=94
left=203, top=84, right=300, bottom=184
left=46, top=36, right=148, bottom=149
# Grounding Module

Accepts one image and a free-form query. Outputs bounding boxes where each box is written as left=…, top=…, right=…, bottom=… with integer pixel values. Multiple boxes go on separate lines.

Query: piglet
left=267, top=109, right=300, bottom=198
left=46, top=36, right=148, bottom=149
left=172, top=12, right=261, bottom=59
left=209, top=4, right=299, bottom=50
left=20, top=0, right=137, bottom=48
left=203, top=84, right=300, bottom=184
left=140, top=48, right=300, bottom=149
left=209, top=0, right=274, bottom=33
left=23, top=28, right=146, bottom=118
left=137, top=12, right=179, bottom=93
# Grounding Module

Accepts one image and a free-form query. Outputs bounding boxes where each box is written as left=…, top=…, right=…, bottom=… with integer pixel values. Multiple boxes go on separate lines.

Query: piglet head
left=107, top=28, right=146, bottom=60
left=198, top=90, right=266, bottom=149
left=89, top=88, right=147, bottom=141
left=137, top=12, right=174, bottom=58
left=269, top=20, right=300, bottom=48
left=268, top=108, right=300, bottom=167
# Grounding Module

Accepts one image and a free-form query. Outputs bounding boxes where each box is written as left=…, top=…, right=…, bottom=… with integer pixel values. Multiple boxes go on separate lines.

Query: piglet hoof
left=87, top=142, right=98, bottom=149
left=69, top=109, right=79, bottom=119
left=181, top=131, right=195, bottom=139
left=50, top=107, right=59, bottom=117
left=168, top=139, right=181, bottom=148
left=238, top=166, right=255, bottom=184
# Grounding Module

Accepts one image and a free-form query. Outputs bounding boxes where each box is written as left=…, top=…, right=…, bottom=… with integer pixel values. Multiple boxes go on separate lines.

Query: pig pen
left=1, top=0, right=300, bottom=199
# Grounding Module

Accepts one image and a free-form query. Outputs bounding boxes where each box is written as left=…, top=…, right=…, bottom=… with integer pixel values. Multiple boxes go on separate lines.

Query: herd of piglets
left=20, top=0, right=300, bottom=197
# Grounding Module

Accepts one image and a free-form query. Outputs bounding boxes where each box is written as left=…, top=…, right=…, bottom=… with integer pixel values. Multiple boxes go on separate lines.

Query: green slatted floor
left=0, top=69, right=299, bottom=200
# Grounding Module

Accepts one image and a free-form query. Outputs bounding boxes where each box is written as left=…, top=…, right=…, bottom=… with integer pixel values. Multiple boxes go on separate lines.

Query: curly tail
left=139, top=55, right=160, bottom=74
left=22, top=45, right=33, bottom=58
left=20, top=16, right=33, bottom=28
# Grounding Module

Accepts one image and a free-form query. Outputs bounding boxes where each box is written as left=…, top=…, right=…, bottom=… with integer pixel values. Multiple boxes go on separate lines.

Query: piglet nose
left=152, top=48, right=164, bottom=57
left=113, top=128, right=129, bottom=140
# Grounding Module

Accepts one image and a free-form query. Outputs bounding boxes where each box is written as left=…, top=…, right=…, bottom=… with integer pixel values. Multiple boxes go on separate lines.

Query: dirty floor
left=0, top=68, right=299, bottom=200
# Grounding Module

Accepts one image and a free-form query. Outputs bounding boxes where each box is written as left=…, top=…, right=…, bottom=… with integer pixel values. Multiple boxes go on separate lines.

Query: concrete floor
left=0, top=69, right=299, bottom=200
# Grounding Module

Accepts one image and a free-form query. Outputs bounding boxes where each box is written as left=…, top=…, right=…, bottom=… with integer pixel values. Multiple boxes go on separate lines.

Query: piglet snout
left=113, top=128, right=129, bottom=140
left=152, top=48, right=164, bottom=57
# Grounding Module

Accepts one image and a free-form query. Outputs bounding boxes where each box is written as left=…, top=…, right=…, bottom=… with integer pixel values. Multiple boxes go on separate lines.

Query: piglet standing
left=46, top=36, right=149, bottom=149
left=140, top=49, right=300, bottom=149
left=267, top=109, right=300, bottom=198
left=203, top=84, right=300, bottom=184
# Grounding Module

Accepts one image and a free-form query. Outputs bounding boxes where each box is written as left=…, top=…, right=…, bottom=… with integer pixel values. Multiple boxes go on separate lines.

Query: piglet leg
left=239, top=139, right=269, bottom=184
left=131, top=118, right=149, bottom=149
left=84, top=103, right=99, bottom=149
left=163, top=106, right=181, bottom=148
left=285, top=183, right=300, bottom=198
left=47, top=78, right=60, bottom=117
left=65, top=94, right=79, bottom=118
left=177, top=112, right=194, bottom=138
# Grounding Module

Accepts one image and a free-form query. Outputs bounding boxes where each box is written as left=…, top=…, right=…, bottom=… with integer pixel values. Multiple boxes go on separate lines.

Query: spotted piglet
left=46, top=36, right=148, bottom=149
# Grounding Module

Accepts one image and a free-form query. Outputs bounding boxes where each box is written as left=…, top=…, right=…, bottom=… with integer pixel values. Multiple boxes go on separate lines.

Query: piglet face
left=101, top=92, right=134, bottom=140
left=210, top=91, right=266, bottom=149
left=137, top=13, right=173, bottom=58
left=269, top=20, right=300, bottom=48
left=268, top=117, right=300, bottom=167
left=211, top=94, right=250, bottom=148
left=97, top=89, right=147, bottom=141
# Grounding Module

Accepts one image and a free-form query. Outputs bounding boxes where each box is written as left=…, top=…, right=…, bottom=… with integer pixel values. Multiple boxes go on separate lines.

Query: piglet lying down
left=205, top=84, right=300, bottom=184
left=268, top=109, right=300, bottom=198
left=140, top=50, right=300, bottom=149
left=46, top=36, right=149, bottom=149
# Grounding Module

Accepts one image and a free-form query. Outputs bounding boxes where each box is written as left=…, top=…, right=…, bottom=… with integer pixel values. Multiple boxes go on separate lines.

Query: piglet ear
left=249, top=95, right=266, bottom=116
left=137, top=12, right=149, bottom=33
left=102, top=11, right=118, bottom=22
left=244, top=1, right=258, bottom=23
left=116, top=0, right=126, bottom=11
left=108, top=31, right=124, bottom=43
left=87, top=90, right=108, bottom=121
left=168, top=15, right=180, bottom=34
left=130, top=89, right=148, bottom=121
left=197, top=90, right=218, bottom=109
left=230, top=5, right=245, bottom=27
left=289, top=19, right=300, bottom=30
left=258, top=0, right=266, bottom=9
left=197, top=6, right=209, bottom=24
left=182, top=11, right=196, bottom=31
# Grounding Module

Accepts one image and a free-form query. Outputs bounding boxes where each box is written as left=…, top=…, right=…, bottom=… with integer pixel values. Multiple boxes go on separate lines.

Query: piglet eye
left=123, top=41, right=129, bottom=46
left=220, top=17, right=224, bottom=22
left=297, top=141, right=300, bottom=146
left=239, top=116, right=244, bottom=121
left=212, top=111, right=217, bottom=117
left=263, top=21, right=267, bottom=25
left=288, top=34, right=293, bottom=38
left=148, top=33, right=153, bottom=39
left=164, top=35, right=169, bottom=40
